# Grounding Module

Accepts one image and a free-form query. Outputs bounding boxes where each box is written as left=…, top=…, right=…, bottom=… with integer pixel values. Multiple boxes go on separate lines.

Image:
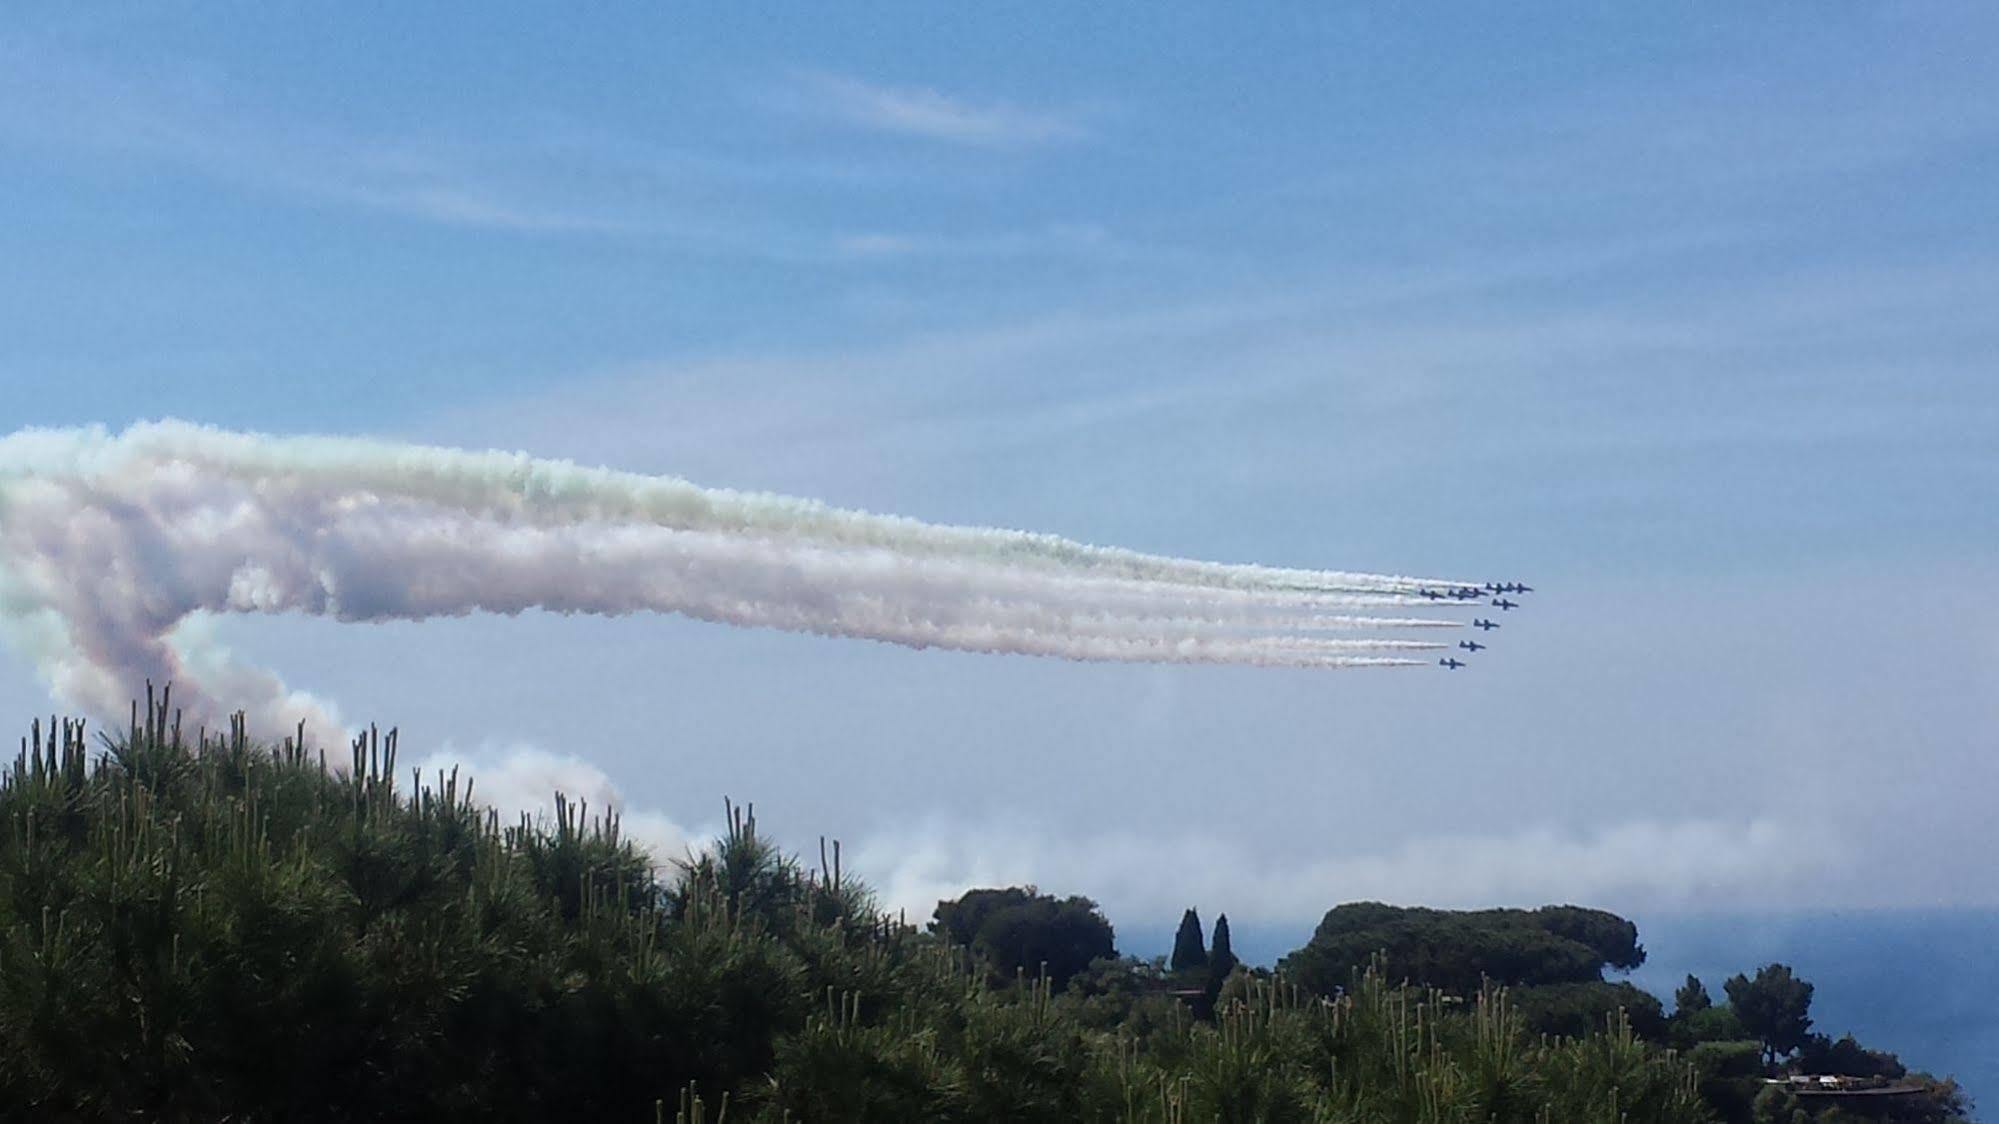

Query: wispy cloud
left=0, top=45, right=656, bottom=236
left=830, top=221, right=1174, bottom=265
left=0, top=44, right=1138, bottom=265
left=0, top=45, right=947, bottom=254
left=784, top=71, right=1089, bottom=147
left=439, top=233, right=1998, bottom=479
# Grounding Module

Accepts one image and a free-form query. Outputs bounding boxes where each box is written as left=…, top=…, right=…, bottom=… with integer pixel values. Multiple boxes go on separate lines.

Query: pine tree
left=1170, top=907, right=1207, bottom=973
left=1673, top=974, right=1711, bottom=1017
left=1726, top=964, right=1814, bottom=1067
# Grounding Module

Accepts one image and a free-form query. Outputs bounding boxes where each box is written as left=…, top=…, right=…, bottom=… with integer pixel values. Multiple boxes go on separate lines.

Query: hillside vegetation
left=0, top=694, right=1952, bottom=1121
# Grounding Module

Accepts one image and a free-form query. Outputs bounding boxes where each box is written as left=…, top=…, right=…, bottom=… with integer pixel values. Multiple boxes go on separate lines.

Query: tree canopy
left=0, top=698, right=1969, bottom=1123
left=1725, top=963, right=1814, bottom=1065
left=1675, top=973, right=1713, bottom=1016
left=1512, top=981, right=1668, bottom=1041
left=0, top=701, right=1725, bottom=1121
left=930, top=886, right=1116, bottom=990
left=1277, top=902, right=1646, bottom=997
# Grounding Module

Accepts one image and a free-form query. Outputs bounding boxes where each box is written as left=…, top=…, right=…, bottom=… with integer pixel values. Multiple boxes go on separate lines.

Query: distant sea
left=1121, top=908, right=1995, bottom=1118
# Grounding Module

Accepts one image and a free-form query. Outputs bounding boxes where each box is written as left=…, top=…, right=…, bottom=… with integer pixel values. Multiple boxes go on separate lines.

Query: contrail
left=0, top=422, right=1486, bottom=734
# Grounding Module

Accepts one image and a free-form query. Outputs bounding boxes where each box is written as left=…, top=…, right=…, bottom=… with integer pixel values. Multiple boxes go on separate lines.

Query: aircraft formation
left=1423, top=580, right=1533, bottom=670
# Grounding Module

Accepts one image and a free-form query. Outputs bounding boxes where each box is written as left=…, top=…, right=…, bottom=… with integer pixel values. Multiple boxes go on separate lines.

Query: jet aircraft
left=1492, top=597, right=1518, bottom=610
left=1459, top=640, right=1485, bottom=652
left=1472, top=618, right=1499, bottom=631
left=1439, top=657, right=1465, bottom=670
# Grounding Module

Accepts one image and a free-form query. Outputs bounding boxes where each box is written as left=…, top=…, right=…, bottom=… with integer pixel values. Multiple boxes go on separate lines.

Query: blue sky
left=2, top=4, right=1997, bottom=932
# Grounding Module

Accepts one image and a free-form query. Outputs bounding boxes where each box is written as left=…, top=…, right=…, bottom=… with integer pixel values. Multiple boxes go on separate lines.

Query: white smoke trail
left=35, top=420, right=1478, bottom=595
left=0, top=422, right=1484, bottom=734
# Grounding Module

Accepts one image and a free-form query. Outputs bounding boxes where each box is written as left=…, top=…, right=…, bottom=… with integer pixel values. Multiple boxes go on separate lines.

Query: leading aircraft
left=1439, top=657, right=1465, bottom=670
left=1492, top=597, right=1518, bottom=610
left=1472, top=618, right=1499, bottom=631
left=1459, top=640, right=1486, bottom=652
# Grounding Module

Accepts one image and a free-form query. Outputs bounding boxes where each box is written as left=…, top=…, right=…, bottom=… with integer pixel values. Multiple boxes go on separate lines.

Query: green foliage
left=1677, top=973, right=1714, bottom=1016
left=1535, top=903, right=1647, bottom=970
left=1677, top=1003, right=1752, bottom=1047
left=1209, top=912, right=1236, bottom=977
left=1059, top=956, right=1189, bottom=1048
left=1278, top=901, right=1647, bottom=998
left=1752, top=1082, right=1807, bottom=1124
left=1200, top=912, right=1240, bottom=1016
left=929, top=886, right=1027, bottom=946
left=929, top=885, right=1116, bottom=991
left=1724, top=963, right=1814, bottom=1065
left=1689, top=1040, right=1766, bottom=1123
left=16, top=695, right=1957, bottom=1123
left=1512, top=980, right=1668, bottom=1041
left=1689, top=1039, right=1764, bottom=1080
left=762, top=990, right=959, bottom=1121
left=0, top=698, right=870, bottom=1119
left=1169, top=906, right=1207, bottom=974
left=1795, top=1031, right=1903, bottom=1079
left=1896, top=1072, right=1976, bottom=1124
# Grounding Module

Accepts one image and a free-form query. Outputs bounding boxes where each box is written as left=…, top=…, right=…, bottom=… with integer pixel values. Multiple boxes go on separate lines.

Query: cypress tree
left=1170, top=907, right=1207, bottom=973
left=1210, top=913, right=1238, bottom=979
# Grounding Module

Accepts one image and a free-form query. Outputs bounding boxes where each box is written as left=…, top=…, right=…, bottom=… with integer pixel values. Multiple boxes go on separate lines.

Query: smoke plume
left=0, top=421, right=1483, bottom=735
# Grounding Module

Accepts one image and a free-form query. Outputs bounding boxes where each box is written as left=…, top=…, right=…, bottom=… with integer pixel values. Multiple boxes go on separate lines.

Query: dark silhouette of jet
left=1473, top=618, right=1499, bottom=631
left=1492, top=597, right=1518, bottom=610
left=1459, top=640, right=1485, bottom=652
left=1421, top=588, right=1444, bottom=600
left=1439, top=657, right=1465, bottom=670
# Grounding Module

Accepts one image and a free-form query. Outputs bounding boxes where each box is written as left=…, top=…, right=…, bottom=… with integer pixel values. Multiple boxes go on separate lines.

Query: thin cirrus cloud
left=784, top=70, right=1090, bottom=147
left=0, top=46, right=647, bottom=236
left=1, top=47, right=1116, bottom=262
left=0, top=47, right=878, bottom=253
left=827, top=222, right=1178, bottom=267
